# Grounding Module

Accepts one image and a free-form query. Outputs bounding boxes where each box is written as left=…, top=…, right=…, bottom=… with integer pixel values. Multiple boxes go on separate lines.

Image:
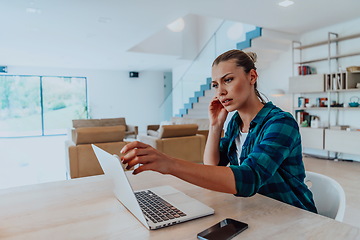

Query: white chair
left=304, top=171, right=346, bottom=221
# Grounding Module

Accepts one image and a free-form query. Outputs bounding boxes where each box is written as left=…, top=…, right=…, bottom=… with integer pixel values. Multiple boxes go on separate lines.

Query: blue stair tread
left=195, top=91, right=204, bottom=98
left=189, top=97, right=198, bottom=104
left=200, top=84, right=211, bottom=91
left=184, top=103, right=192, bottom=109
left=179, top=108, right=188, bottom=115
left=236, top=27, right=262, bottom=50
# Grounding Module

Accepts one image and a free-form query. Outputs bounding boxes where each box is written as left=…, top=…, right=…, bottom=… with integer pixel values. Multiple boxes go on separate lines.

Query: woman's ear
left=249, top=69, right=258, bottom=85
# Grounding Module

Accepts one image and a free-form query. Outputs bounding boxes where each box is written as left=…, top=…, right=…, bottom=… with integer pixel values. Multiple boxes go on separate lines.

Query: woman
left=121, top=49, right=317, bottom=213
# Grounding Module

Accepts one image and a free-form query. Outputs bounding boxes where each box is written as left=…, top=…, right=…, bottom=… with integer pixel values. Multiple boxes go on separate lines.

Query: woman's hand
left=120, top=141, right=175, bottom=175
left=209, top=97, right=228, bottom=128
left=121, top=142, right=237, bottom=195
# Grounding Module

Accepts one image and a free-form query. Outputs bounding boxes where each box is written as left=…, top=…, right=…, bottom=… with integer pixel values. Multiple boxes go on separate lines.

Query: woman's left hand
left=120, top=141, right=175, bottom=175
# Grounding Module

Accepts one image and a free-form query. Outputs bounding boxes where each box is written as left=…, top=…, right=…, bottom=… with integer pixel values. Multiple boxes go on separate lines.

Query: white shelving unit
left=289, top=32, right=360, bottom=158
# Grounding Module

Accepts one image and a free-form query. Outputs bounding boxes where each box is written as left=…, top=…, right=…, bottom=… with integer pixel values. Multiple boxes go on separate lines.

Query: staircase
left=176, top=27, right=299, bottom=118
left=181, top=78, right=214, bottom=119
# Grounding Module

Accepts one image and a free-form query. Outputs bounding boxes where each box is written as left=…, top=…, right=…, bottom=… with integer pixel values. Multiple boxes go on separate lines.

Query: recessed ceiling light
left=278, top=0, right=294, bottom=7
left=167, top=18, right=185, bottom=32
left=98, top=17, right=112, bottom=24
left=26, top=7, right=42, bottom=14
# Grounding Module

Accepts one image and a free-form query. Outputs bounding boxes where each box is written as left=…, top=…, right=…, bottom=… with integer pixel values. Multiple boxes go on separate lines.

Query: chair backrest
left=73, top=125, right=126, bottom=145
left=158, top=124, right=198, bottom=138
left=304, top=171, right=346, bottom=221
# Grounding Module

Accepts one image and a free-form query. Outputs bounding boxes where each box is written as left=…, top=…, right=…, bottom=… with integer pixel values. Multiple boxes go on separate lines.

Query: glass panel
left=42, top=76, right=87, bottom=135
left=0, top=76, right=42, bottom=137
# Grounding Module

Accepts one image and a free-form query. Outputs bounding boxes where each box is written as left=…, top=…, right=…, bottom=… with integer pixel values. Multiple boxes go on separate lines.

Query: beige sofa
left=138, top=124, right=206, bottom=163
left=65, top=118, right=131, bottom=179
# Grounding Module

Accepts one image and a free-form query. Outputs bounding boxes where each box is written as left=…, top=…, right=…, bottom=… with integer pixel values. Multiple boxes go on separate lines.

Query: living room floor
left=0, top=135, right=68, bottom=189
left=0, top=136, right=359, bottom=229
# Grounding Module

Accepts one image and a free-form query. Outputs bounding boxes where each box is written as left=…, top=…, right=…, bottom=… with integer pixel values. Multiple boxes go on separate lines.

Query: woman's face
left=211, top=59, right=257, bottom=112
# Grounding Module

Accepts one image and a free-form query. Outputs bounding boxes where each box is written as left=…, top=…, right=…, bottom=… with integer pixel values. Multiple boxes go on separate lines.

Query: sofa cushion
left=158, top=124, right=198, bottom=138
left=73, top=118, right=126, bottom=128
left=147, top=130, right=159, bottom=137
left=74, top=125, right=126, bottom=144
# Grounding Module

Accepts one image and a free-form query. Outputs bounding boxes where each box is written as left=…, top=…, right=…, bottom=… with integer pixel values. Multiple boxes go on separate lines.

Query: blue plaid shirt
left=219, top=102, right=317, bottom=213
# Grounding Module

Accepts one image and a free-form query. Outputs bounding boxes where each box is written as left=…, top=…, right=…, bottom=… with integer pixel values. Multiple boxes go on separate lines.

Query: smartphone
left=197, top=218, right=248, bottom=240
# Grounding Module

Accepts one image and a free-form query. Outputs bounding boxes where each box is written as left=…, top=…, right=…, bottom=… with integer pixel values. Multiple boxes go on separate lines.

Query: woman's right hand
left=209, top=97, right=228, bottom=128
left=120, top=141, right=175, bottom=175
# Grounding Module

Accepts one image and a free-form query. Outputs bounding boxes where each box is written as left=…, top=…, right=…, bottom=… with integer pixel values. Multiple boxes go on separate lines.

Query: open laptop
left=92, top=144, right=214, bottom=230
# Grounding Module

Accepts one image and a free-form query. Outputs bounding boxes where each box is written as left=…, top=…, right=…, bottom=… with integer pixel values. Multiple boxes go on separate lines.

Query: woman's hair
left=212, top=49, right=266, bottom=103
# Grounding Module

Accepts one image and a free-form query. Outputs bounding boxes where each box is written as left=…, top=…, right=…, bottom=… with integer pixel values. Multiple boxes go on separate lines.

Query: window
left=0, top=75, right=88, bottom=137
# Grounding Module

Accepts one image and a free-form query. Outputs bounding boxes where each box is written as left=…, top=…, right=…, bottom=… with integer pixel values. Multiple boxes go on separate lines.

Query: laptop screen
left=92, top=144, right=149, bottom=228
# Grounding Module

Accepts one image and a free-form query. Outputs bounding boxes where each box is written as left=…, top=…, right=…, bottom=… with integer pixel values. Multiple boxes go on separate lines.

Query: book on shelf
left=298, top=65, right=315, bottom=75
left=298, top=97, right=309, bottom=107
left=295, top=110, right=309, bottom=125
left=326, top=73, right=346, bottom=90
left=316, top=97, right=328, bottom=107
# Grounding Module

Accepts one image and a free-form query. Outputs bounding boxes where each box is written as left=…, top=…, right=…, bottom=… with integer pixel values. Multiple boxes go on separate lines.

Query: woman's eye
left=212, top=83, right=218, bottom=88
left=224, top=78, right=233, bottom=83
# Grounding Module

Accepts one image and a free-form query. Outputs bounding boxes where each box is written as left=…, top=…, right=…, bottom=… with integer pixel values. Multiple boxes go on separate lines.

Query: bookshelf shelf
left=295, top=107, right=360, bottom=111
left=327, top=88, right=360, bottom=93
left=294, top=107, right=327, bottom=110
left=293, top=33, right=360, bottom=50
left=295, top=52, right=360, bottom=65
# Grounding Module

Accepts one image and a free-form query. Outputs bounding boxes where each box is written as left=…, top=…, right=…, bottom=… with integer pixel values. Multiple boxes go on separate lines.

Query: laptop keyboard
left=135, top=190, right=187, bottom=223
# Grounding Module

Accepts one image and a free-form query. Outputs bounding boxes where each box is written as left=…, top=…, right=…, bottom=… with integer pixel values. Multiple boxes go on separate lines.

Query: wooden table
left=0, top=171, right=359, bottom=239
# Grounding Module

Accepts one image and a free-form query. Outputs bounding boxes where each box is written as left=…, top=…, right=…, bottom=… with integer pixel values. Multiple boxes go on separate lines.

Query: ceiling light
left=278, top=0, right=294, bottom=7
left=167, top=18, right=185, bottom=32
left=227, top=23, right=244, bottom=40
left=26, top=7, right=42, bottom=14
left=98, top=17, right=112, bottom=23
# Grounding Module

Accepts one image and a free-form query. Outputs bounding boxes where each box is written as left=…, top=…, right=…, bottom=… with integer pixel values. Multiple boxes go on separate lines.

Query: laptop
left=92, top=144, right=214, bottom=230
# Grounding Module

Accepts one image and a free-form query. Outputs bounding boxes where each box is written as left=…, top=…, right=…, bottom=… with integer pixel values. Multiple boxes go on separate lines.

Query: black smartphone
left=197, top=218, right=248, bottom=240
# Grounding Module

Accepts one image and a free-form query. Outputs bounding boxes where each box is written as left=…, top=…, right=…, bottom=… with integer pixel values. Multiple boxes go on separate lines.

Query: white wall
left=5, top=66, right=165, bottom=133
left=257, top=50, right=293, bottom=112
left=88, top=70, right=165, bottom=133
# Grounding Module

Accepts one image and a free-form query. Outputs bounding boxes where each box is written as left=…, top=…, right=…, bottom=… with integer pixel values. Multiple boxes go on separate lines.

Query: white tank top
left=235, top=129, right=248, bottom=165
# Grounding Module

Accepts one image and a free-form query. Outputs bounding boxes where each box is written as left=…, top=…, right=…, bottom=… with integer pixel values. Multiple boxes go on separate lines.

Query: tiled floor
left=0, top=136, right=359, bottom=229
